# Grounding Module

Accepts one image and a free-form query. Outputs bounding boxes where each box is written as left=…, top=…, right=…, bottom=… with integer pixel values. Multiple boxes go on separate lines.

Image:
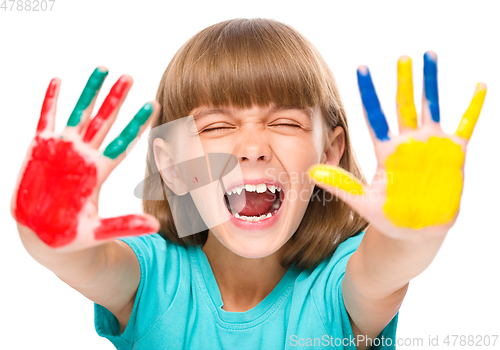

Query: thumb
left=94, top=214, right=160, bottom=241
left=308, top=164, right=366, bottom=212
left=308, top=164, right=364, bottom=195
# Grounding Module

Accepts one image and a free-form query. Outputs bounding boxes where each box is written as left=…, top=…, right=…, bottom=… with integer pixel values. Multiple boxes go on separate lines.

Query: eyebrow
left=192, top=105, right=314, bottom=120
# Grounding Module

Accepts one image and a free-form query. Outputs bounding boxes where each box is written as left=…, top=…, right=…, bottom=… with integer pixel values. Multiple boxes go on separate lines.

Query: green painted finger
left=67, top=67, right=108, bottom=127
left=103, top=103, right=154, bottom=159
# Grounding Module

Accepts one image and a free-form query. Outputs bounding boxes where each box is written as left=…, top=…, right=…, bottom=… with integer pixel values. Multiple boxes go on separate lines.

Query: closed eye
left=201, top=126, right=233, bottom=133
left=201, top=124, right=301, bottom=133
left=271, top=123, right=301, bottom=128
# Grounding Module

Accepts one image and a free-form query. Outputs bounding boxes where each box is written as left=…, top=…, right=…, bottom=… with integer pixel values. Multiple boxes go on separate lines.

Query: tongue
left=227, top=191, right=277, bottom=216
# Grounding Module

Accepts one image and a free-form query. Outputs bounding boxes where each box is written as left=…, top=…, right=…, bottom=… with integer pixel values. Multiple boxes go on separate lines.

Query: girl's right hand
left=11, top=67, right=160, bottom=252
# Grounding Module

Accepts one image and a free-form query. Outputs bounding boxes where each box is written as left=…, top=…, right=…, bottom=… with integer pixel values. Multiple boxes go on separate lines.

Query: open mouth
left=223, top=183, right=284, bottom=222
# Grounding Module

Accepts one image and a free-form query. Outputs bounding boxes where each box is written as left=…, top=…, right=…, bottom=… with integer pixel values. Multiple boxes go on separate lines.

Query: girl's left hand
left=308, top=51, right=486, bottom=239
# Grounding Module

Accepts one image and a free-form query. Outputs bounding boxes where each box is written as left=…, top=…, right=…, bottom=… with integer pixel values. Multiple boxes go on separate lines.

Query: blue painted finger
left=357, top=67, right=390, bottom=141
left=423, top=52, right=440, bottom=122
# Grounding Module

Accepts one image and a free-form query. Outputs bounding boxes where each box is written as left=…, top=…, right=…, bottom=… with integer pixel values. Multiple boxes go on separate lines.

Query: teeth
left=236, top=214, right=265, bottom=222
left=272, top=201, right=280, bottom=209
left=256, top=183, right=266, bottom=193
left=232, top=211, right=276, bottom=222
left=225, top=183, right=282, bottom=195
left=245, top=184, right=256, bottom=192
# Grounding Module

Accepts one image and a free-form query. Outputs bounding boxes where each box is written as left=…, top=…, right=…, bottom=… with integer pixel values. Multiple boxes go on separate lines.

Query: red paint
left=36, top=79, right=58, bottom=133
left=83, top=76, right=130, bottom=142
left=15, top=136, right=97, bottom=247
left=94, top=215, right=157, bottom=240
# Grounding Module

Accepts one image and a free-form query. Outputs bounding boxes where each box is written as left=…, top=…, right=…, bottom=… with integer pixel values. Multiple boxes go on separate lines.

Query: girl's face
left=185, top=104, right=339, bottom=258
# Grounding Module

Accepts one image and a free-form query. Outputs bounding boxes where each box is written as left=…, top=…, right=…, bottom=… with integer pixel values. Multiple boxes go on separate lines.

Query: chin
left=212, top=227, right=291, bottom=259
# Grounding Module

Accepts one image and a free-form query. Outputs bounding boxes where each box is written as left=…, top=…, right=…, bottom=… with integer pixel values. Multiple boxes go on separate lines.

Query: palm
left=310, top=52, right=486, bottom=238
left=16, top=134, right=99, bottom=247
left=362, top=127, right=468, bottom=237
left=12, top=68, right=160, bottom=251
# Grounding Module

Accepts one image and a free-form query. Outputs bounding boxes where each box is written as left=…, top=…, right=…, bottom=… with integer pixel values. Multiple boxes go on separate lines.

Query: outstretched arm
left=12, top=68, right=160, bottom=332
left=309, top=52, right=486, bottom=349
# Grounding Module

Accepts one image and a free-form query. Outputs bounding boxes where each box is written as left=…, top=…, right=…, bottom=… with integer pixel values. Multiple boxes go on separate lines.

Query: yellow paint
left=308, top=165, right=364, bottom=195
left=384, top=136, right=464, bottom=228
left=455, top=83, right=487, bottom=140
left=396, top=56, right=418, bottom=129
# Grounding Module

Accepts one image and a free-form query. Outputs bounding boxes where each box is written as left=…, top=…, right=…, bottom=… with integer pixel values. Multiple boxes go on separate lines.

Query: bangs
left=159, top=19, right=332, bottom=119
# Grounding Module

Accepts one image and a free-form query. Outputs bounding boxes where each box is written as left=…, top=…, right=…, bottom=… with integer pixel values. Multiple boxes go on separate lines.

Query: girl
left=11, top=18, right=485, bottom=349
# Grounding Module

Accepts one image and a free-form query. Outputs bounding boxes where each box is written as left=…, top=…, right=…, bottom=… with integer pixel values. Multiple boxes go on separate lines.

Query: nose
left=236, top=129, right=272, bottom=164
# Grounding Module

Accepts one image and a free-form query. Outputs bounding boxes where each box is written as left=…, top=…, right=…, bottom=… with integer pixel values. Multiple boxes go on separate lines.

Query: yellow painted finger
left=308, top=165, right=364, bottom=195
left=455, top=83, right=487, bottom=140
left=397, top=56, right=418, bottom=130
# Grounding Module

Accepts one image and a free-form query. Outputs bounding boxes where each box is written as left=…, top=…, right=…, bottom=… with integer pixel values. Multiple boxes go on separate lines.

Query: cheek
left=199, top=137, right=234, bottom=154
left=271, top=135, right=321, bottom=171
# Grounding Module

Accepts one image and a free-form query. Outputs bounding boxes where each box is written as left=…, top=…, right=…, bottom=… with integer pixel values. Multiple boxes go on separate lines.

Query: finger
left=94, top=214, right=160, bottom=240
left=102, top=101, right=156, bottom=160
left=98, top=101, right=158, bottom=182
left=66, top=67, right=108, bottom=131
left=82, top=75, right=133, bottom=147
left=357, top=66, right=390, bottom=142
left=308, top=164, right=364, bottom=195
left=454, top=83, right=487, bottom=141
left=396, top=56, right=418, bottom=131
left=422, top=51, right=440, bottom=124
left=36, top=78, right=61, bottom=134
left=308, top=164, right=368, bottom=215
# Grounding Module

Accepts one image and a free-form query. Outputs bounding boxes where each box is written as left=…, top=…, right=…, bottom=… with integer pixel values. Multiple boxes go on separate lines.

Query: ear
left=321, top=126, right=345, bottom=166
left=153, top=138, right=189, bottom=196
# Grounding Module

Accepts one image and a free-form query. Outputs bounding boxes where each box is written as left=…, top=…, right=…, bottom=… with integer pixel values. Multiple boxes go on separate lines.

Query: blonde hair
left=143, top=18, right=368, bottom=270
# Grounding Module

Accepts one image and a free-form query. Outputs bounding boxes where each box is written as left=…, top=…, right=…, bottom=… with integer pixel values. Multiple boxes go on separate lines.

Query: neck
left=202, top=231, right=289, bottom=312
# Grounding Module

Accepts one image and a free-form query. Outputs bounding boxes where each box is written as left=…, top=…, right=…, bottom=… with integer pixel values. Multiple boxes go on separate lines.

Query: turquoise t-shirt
left=94, top=231, right=399, bottom=349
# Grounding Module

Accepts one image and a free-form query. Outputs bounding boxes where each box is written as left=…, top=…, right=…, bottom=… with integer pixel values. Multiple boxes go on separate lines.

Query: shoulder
left=296, top=230, right=365, bottom=289
left=116, top=233, right=196, bottom=292
left=118, top=233, right=187, bottom=268
left=319, top=230, right=365, bottom=276
left=299, top=230, right=365, bottom=304
left=95, top=233, right=195, bottom=343
left=119, top=232, right=169, bottom=253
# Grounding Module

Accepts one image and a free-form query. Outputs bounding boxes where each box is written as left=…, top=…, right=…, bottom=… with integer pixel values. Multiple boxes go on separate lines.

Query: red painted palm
left=12, top=68, right=160, bottom=251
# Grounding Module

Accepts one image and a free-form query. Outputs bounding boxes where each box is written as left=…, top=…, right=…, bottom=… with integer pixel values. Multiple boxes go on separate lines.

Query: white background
left=1, top=0, right=499, bottom=349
